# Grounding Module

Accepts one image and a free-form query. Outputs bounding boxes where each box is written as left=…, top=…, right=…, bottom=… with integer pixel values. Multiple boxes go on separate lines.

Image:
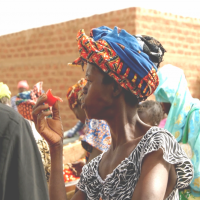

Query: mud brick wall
left=0, top=7, right=200, bottom=130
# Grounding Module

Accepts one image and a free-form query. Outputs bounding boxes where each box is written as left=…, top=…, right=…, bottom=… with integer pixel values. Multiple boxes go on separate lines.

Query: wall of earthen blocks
left=0, top=7, right=200, bottom=131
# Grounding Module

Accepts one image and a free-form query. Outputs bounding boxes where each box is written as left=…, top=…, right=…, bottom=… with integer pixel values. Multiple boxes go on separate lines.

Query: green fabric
left=179, top=188, right=200, bottom=199
left=182, top=107, right=199, bottom=144
left=179, top=189, right=192, bottom=200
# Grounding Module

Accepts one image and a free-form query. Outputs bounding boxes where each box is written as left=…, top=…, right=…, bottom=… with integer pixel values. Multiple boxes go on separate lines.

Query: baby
left=138, top=100, right=163, bottom=126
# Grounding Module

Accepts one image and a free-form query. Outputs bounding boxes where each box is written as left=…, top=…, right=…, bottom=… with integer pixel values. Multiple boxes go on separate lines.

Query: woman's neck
left=106, top=102, right=151, bottom=150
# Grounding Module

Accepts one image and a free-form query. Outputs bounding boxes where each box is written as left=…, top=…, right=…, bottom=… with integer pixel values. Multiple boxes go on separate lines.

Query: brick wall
left=0, top=7, right=200, bottom=130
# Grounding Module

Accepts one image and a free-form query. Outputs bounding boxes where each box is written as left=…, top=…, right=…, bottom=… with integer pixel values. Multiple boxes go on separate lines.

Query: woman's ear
left=112, top=82, right=122, bottom=98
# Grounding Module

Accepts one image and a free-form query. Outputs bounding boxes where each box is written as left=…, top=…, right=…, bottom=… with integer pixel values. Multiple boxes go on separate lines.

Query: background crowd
left=0, top=25, right=200, bottom=200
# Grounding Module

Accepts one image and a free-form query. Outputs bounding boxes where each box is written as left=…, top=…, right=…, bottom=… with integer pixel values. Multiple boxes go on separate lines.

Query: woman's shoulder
left=141, top=126, right=175, bottom=145
left=141, top=127, right=193, bottom=190
left=140, top=127, right=191, bottom=163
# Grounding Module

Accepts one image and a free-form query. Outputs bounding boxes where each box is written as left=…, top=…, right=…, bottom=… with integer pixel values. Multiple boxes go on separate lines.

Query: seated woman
left=66, top=78, right=111, bottom=174
left=32, top=26, right=193, bottom=200
left=154, top=64, right=200, bottom=199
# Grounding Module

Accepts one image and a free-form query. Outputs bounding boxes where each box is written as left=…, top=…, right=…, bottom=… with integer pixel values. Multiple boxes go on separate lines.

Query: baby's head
left=137, top=100, right=163, bottom=126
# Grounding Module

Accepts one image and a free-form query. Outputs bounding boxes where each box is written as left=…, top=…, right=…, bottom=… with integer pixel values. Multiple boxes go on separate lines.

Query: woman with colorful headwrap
left=32, top=26, right=193, bottom=200
left=16, top=82, right=51, bottom=183
left=0, top=82, right=11, bottom=106
left=154, top=64, right=200, bottom=199
left=66, top=78, right=111, bottom=174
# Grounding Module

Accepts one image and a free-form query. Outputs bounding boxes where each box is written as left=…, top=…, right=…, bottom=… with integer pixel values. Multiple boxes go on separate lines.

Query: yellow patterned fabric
left=0, top=82, right=11, bottom=99
left=28, top=120, right=51, bottom=182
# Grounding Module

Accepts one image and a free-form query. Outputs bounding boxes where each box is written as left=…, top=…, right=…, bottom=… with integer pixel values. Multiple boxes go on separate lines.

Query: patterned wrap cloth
left=28, top=120, right=51, bottom=183
left=0, top=82, right=11, bottom=99
left=72, top=26, right=166, bottom=101
left=154, top=64, right=200, bottom=198
left=15, top=82, right=51, bottom=183
left=66, top=78, right=87, bottom=109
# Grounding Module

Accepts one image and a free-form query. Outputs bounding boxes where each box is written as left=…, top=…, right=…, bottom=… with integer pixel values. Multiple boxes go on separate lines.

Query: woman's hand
left=32, top=93, right=63, bottom=146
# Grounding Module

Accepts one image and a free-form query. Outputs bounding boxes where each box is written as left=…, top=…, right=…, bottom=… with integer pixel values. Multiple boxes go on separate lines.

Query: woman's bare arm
left=49, top=144, right=66, bottom=200
left=71, top=190, right=87, bottom=200
left=131, top=149, right=172, bottom=200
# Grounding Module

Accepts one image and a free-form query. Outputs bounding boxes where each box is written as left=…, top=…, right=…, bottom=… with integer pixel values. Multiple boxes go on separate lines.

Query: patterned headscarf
left=66, top=78, right=87, bottom=109
left=0, top=82, right=11, bottom=99
left=71, top=26, right=166, bottom=101
left=16, top=82, right=43, bottom=120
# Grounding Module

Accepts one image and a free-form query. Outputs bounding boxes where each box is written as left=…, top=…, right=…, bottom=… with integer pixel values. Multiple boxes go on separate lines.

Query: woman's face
left=81, top=63, right=114, bottom=120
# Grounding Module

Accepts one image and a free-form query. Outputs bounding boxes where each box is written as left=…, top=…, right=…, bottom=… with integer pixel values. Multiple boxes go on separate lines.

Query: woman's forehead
left=86, top=63, right=100, bottom=76
left=85, top=64, right=91, bottom=76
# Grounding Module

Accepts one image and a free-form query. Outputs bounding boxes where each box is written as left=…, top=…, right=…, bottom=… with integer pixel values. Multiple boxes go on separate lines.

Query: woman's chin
left=85, top=112, right=92, bottom=120
left=81, top=102, right=85, bottom=109
left=85, top=110, right=97, bottom=120
left=83, top=104, right=103, bottom=120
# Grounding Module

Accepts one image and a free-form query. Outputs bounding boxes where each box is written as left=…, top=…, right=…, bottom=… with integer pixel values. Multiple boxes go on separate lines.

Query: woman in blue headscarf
left=32, top=27, right=193, bottom=200
left=154, top=64, right=200, bottom=199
